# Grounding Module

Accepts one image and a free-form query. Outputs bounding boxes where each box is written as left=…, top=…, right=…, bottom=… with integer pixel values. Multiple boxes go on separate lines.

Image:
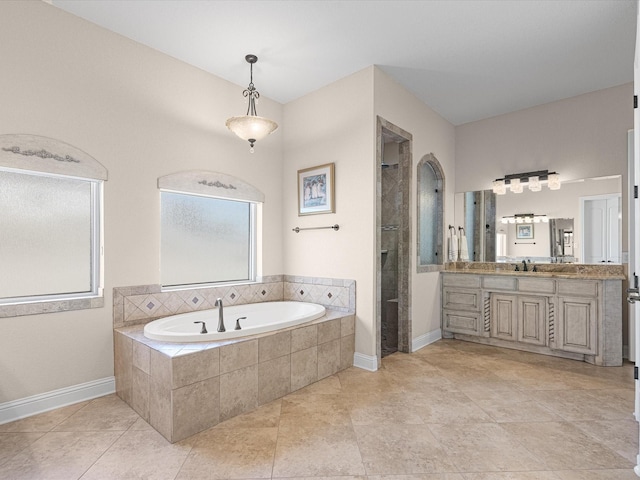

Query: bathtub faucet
left=215, top=298, right=225, bottom=332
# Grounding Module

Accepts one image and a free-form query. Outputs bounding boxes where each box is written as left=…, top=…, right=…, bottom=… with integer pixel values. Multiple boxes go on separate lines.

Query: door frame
left=375, top=116, right=412, bottom=364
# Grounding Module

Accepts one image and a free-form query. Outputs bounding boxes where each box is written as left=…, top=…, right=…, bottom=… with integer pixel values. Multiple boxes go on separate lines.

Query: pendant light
left=225, top=54, right=278, bottom=153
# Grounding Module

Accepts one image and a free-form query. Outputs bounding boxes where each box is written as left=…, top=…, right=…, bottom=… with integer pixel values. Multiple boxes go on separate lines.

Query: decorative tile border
left=283, top=275, right=355, bottom=312
left=113, top=275, right=355, bottom=328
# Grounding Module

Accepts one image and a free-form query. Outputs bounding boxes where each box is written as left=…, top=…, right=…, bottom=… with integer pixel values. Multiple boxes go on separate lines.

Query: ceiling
left=51, top=0, right=636, bottom=126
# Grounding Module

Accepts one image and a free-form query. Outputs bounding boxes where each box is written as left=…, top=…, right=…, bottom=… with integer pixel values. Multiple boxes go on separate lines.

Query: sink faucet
left=215, top=298, right=225, bottom=332
left=522, top=260, right=528, bottom=272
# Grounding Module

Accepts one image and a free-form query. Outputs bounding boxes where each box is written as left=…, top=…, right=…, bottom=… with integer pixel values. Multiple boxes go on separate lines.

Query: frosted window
left=161, top=192, right=254, bottom=287
left=0, top=169, right=98, bottom=300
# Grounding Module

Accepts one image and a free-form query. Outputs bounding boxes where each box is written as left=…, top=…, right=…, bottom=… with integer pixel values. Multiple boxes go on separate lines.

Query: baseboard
left=412, top=328, right=442, bottom=352
left=353, top=352, right=378, bottom=371
left=0, top=376, right=115, bottom=425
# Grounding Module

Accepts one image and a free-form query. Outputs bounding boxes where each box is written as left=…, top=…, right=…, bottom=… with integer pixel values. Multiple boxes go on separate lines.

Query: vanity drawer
left=557, top=279, right=598, bottom=297
left=442, top=274, right=481, bottom=288
left=443, top=309, right=482, bottom=335
left=518, top=277, right=555, bottom=294
left=442, top=287, right=481, bottom=311
left=483, top=276, right=516, bottom=291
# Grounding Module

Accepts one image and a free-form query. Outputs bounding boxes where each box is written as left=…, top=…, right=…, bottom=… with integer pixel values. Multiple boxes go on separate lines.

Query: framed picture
left=297, top=163, right=335, bottom=216
left=516, top=224, right=534, bottom=239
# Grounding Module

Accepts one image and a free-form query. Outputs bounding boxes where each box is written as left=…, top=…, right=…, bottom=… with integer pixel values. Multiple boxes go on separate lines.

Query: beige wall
left=282, top=67, right=456, bottom=359
left=282, top=67, right=376, bottom=357
left=373, top=69, right=456, bottom=344
left=0, top=1, right=284, bottom=403
left=455, top=83, right=633, bottom=194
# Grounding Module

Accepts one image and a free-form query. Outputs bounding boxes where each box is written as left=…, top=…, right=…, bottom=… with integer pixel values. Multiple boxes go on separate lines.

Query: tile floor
left=1, top=339, right=639, bottom=479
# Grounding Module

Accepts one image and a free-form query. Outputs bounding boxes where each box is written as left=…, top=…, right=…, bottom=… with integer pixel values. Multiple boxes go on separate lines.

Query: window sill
left=0, top=295, right=104, bottom=318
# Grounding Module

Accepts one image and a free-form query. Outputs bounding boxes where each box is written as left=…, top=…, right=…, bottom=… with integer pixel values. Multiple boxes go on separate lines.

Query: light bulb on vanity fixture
left=510, top=178, right=523, bottom=194
left=492, top=179, right=506, bottom=195
left=225, top=54, right=278, bottom=153
left=528, top=176, right=542, bottom=192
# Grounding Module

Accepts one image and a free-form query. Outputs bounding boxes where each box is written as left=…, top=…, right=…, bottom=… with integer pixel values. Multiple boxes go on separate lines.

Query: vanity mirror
left=454, top=175, right=622, bottom=264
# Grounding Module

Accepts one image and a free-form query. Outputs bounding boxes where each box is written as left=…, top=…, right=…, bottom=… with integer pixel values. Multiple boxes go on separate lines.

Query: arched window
left=158, top=170, right=264, bottom=288
left=0, top=134, right=107, bottom=316
left=417, top=153, right=444, bottom=272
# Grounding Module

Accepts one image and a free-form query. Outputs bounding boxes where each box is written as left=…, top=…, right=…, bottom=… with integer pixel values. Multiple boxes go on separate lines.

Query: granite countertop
left=444, top=262, right=626, bottom=280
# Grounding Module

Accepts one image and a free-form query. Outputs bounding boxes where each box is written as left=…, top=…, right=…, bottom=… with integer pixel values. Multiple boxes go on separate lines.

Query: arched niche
left=417, top=153, right=445, bottom=273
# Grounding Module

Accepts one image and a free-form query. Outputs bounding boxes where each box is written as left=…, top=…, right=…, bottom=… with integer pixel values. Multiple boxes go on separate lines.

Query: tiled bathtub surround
left=112, top=275, right=356, bottom=442
left=114, top=311, right=355, bottom=442
left=113, top=275, right=355, bottom=327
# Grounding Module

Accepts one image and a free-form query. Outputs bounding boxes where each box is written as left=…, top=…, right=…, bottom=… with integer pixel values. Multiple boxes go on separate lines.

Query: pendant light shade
left=225, top=115, right=278, bottom=145
left=225, top=54, right=278, bottom=153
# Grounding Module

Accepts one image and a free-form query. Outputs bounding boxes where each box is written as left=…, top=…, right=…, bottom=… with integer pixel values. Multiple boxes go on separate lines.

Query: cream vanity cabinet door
left=490, top=293, right=517, bottom=341
left=555, top=280, right=598, bottom=355
left=555, top=295, right=597, bottom=355
left=517, top=296, right=547, bottom=346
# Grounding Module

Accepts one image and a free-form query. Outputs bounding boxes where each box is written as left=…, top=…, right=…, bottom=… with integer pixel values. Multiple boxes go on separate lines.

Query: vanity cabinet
left=517, top=295, right=547, bottom=347
left=441, top=274, right=484, bottom=336
left=555, top=295, right=597, bottom=355
left=441, top=272, right=622, bottom=366
left=490, top=294, right=517, bottom=341
left=489, top=294, right=547, bottom=346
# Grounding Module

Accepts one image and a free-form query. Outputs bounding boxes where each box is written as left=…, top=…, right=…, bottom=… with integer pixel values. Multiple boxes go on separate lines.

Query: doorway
left=376, top=117, right=412, bottom=362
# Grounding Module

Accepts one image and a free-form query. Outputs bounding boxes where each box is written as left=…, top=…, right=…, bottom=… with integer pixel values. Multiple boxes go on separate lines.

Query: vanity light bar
left=492, top=170, right=560, bottom=195
left=501, top=214, right=549, bottom=224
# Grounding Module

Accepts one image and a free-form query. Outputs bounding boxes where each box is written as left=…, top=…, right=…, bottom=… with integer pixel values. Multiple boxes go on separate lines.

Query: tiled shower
left=381, top=163, right=400, bottom=356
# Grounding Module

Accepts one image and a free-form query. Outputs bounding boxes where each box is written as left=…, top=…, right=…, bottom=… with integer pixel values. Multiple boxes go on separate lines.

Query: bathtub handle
left=235, top=317, right=246, bottom=330
left=194, top=321, right=208, bottom=334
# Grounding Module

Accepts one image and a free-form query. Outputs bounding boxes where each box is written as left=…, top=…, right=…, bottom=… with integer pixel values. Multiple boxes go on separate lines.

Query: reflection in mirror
left=549, top=218, right=574, bottom=261
left=462, top=190, right=495, bottom=261
left=455, top=175, right=622, bottom=264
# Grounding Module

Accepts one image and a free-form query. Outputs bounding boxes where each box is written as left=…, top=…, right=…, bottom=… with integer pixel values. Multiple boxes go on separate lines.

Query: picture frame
left=297, top=163, right=335, bottom=216
left=516, top=224, right=534, bottom=239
